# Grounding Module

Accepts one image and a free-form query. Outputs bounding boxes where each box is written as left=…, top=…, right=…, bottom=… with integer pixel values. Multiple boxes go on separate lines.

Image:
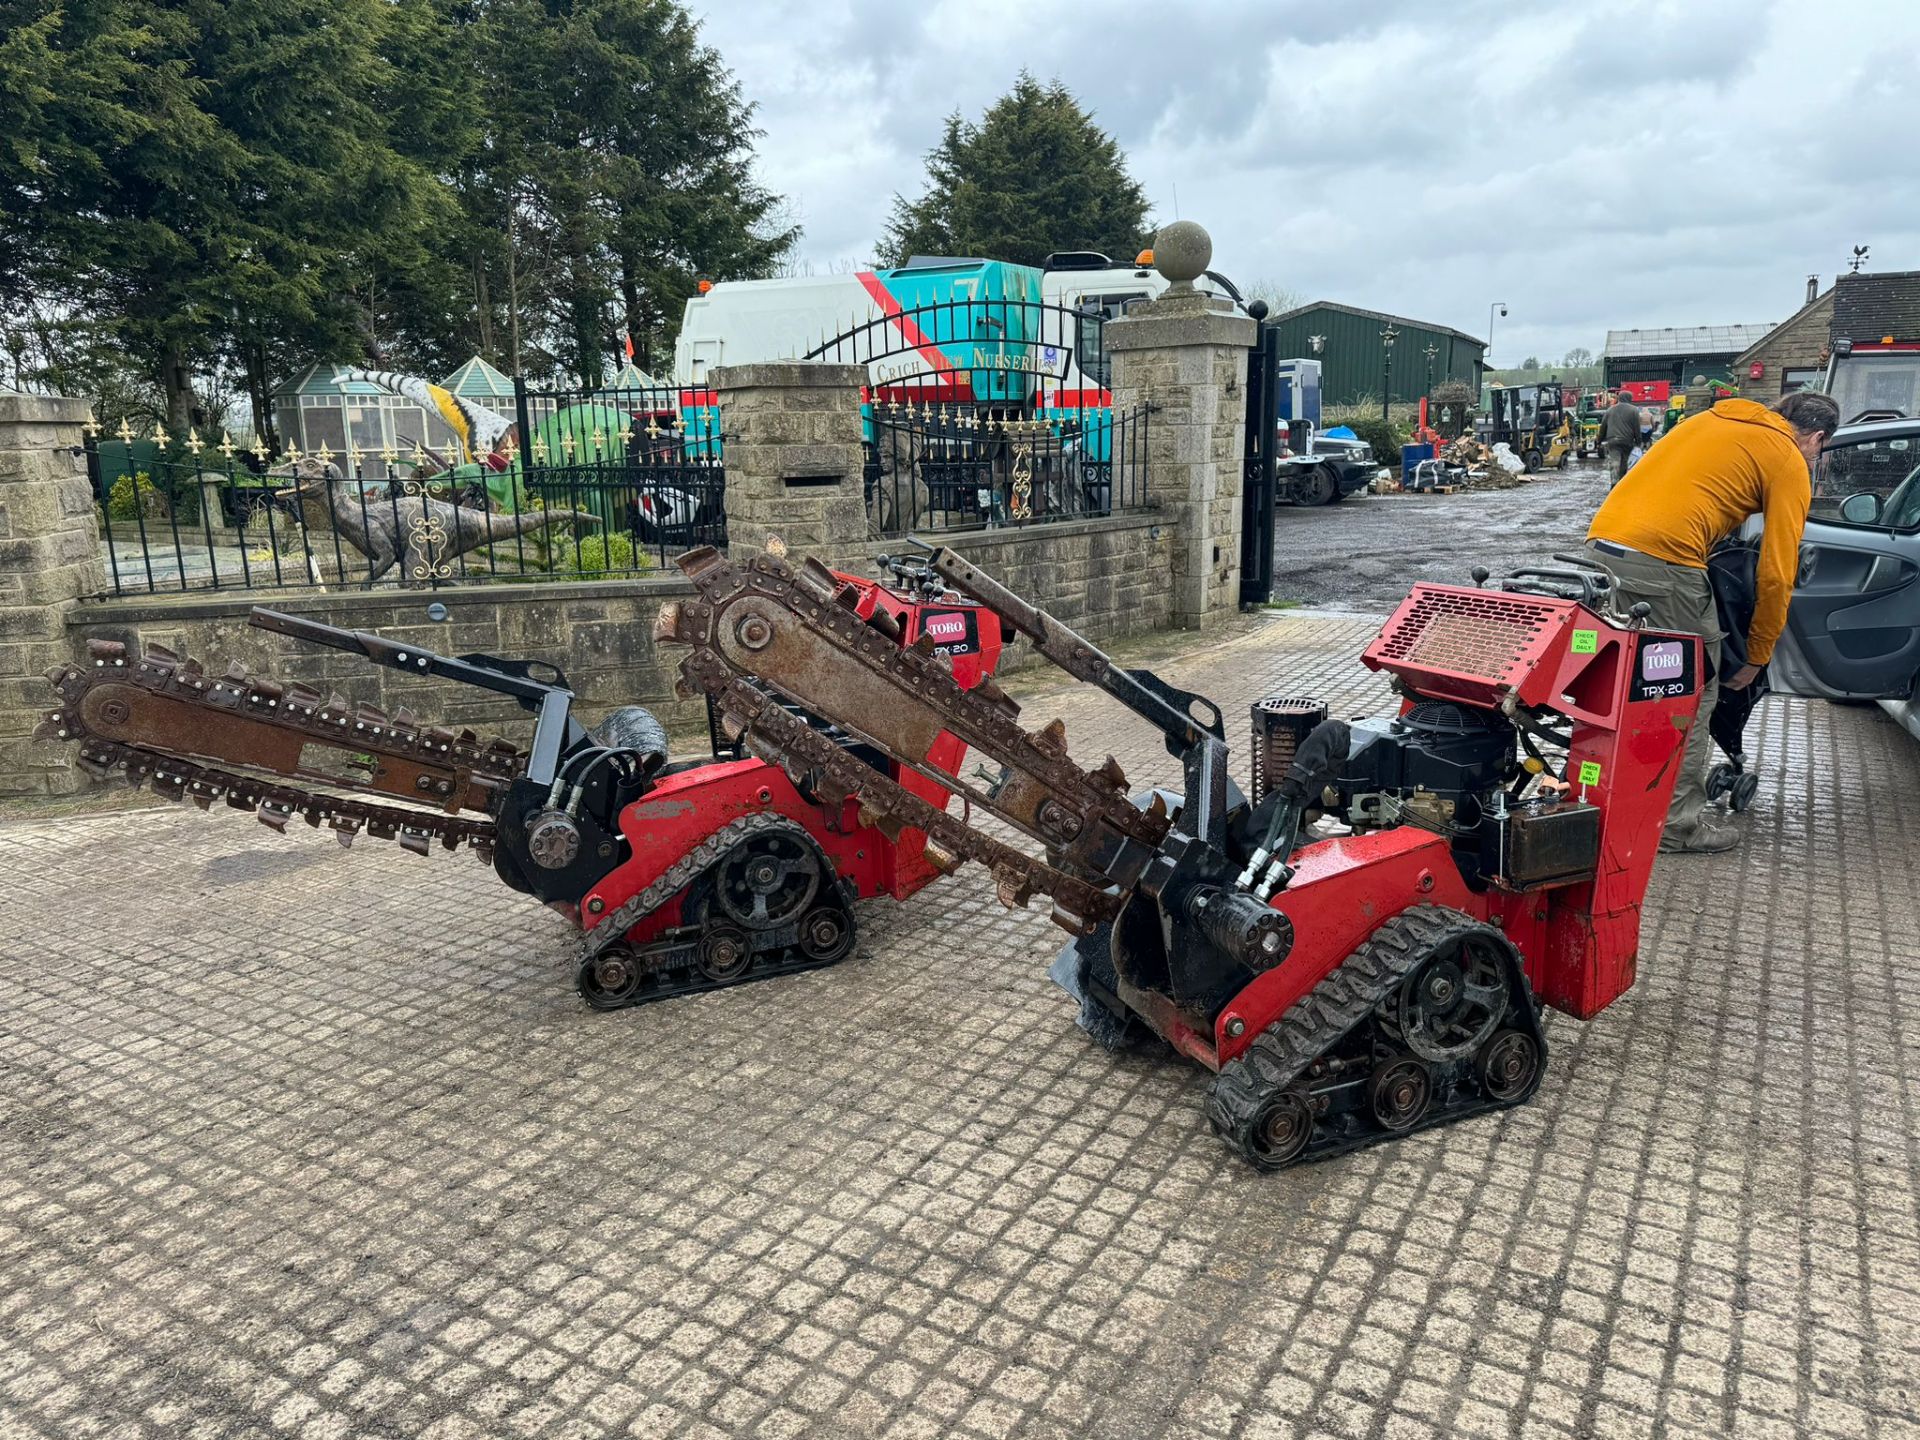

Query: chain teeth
left=74, top=735, right=498, bottom=859
left=43, top=640, right=528, bottom=782
left=44, top=632, right=513, bottom=863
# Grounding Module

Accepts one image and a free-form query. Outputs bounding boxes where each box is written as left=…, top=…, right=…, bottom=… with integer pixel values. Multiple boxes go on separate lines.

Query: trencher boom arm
left=246, top=608, right=583, bottom=787
left=923, top=549, right=1237, bottom=847
left=655, top=545, right=1290, bottom=971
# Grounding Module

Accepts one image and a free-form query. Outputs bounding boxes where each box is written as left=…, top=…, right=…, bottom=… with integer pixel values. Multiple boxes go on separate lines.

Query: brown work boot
left=1658, top=821, right=1739, bottom=855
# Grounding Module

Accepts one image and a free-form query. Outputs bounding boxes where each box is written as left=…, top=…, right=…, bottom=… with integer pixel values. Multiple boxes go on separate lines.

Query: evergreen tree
left=469, top=0, right=795, bottom=383
left=0, top=0, right=795, bottom=420
left=0, top=0, right=452, bottom=432
left=880, top=73, right=1149, bottom=268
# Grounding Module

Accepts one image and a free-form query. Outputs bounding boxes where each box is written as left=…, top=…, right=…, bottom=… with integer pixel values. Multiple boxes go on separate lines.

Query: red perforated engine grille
left=1373, top=588, right=1562, bottom=685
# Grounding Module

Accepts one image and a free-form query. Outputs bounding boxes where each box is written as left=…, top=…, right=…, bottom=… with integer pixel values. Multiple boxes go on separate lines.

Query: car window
left=1813, top=434, right=1920, bottom=532
left=1884, top=468, right=1920, bottom=531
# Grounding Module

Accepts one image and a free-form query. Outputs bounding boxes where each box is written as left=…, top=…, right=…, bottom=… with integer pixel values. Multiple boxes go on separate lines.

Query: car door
left=1768, top=427, right=1920, bottom=703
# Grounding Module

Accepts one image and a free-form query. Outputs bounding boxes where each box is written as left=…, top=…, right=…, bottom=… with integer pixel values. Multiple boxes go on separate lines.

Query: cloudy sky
left=692, top=0, right=1920, bottom=366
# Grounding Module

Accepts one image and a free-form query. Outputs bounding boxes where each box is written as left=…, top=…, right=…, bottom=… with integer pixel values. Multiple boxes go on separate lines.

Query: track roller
left=1205, top=906, right=1547, bottom=1171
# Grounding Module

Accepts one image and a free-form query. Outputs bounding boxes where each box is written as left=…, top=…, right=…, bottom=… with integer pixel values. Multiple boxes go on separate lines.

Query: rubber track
left=582, top=811, right=804, bottom=960
left=1204, top=905, right=1546, bottom=1171
left=578, top=811, right=856, bottom=1009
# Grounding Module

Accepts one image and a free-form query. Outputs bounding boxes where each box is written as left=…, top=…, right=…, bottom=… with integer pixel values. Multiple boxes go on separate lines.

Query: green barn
left=1262, top=302, right=1487, bottom=407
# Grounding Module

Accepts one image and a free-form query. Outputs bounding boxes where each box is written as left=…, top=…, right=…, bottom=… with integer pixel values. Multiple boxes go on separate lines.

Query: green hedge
left=106, top=471, right=162, bottom=520
left=550, top=531, right=654, bottom=579
left=104, top=469, right=207, bottom=525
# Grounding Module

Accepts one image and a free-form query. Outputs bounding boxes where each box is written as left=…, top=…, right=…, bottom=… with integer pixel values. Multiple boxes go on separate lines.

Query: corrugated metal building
left=1262, top=302, right=1486, bottom=406
left=1602, top=325, right=1775, bottom=389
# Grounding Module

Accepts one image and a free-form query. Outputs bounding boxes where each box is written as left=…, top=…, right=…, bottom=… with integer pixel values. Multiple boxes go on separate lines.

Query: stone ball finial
left=1152, top=220, right=1212, bottom=290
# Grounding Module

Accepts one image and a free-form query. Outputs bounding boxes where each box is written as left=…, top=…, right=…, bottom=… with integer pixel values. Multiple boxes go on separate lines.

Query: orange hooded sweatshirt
left=1587, top=399, right=1811, bottom=664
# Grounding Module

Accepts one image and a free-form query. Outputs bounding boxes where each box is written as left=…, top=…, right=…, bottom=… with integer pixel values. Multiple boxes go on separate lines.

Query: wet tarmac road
left=1271, top=461, right=1612, bottom=611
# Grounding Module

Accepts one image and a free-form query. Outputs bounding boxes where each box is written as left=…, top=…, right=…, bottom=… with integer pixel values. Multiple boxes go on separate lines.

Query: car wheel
left=1304, top=464, right=1338, bottom=507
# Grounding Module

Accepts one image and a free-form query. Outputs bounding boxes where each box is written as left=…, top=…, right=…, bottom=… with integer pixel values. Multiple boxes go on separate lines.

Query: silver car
left=1768, top=416, right=1920, bottom=741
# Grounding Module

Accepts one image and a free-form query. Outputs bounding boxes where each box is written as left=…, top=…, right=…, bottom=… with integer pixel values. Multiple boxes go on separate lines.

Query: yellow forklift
left=1488, top=382, right=1572, bottom=472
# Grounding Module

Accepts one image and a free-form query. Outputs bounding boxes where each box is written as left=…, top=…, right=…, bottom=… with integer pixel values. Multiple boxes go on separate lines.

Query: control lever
left=875, top=550, right=944, bottom=602
left=1627, top=601, right=1652, bottom=629
left=1471, top=566, right=1490, bottom=587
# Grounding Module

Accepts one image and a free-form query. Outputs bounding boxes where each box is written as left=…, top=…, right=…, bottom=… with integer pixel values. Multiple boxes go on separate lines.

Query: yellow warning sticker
left=1578, top=760, right=1602, bottom=786
left=1571, top=629, right=1599, bottom=654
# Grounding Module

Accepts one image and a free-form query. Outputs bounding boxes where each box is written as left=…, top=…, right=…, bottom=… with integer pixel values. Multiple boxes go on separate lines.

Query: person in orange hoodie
left=1584, top=390, right=1839, bottom=853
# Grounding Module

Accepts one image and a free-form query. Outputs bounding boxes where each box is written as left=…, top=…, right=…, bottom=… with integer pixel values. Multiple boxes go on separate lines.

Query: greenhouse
left=269, top=356, right=521, bottom=461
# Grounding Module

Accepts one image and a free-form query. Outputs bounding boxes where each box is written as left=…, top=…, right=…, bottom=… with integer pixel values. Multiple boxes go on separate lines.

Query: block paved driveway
left=2, top=611, right=1917, bottom=1440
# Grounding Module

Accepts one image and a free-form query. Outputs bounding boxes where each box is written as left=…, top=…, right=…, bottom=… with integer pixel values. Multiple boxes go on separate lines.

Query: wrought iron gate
left=513, top=373, right=726, bottom=564
left=808, top=297, right=1148, bottom=537
left=865, top=400, right=1148, bottom=537
left=1240, top=324, right=1280, bottom=606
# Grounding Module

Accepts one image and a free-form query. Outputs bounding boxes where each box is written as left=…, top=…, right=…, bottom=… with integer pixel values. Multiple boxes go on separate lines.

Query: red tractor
left=655, top=547, right=1701, bottom=1168
left=40, top=554, right=1006, bottom=1011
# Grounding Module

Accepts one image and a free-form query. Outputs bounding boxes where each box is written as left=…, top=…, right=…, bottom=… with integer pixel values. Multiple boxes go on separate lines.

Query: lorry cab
left=1040, top=253, right=1163, bottom=392
left=1039, top=253, right=1247, bottom=393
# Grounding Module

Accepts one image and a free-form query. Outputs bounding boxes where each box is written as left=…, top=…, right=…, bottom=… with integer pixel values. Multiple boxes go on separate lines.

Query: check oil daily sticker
left=1578, top=761, right=1602, bottom=786
left=1570, top=629, right=1598, bottom=655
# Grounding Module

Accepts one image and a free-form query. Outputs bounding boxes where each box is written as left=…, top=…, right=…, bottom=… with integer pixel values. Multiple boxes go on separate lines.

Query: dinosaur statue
left=274, top=459, right=598, bottom=587
left=335, top=368, right=513, bottom=464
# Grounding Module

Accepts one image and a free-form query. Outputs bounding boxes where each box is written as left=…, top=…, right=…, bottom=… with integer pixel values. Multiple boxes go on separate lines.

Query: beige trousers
left=1584, top=542, right=1721, bottom=839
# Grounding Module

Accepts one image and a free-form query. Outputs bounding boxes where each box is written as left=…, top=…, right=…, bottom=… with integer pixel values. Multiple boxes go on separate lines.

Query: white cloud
left=692, top=0, right=1920, bottom=363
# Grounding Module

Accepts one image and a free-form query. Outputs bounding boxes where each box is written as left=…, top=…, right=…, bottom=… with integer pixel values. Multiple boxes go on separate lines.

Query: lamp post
left=1380, top=325, right=1399, bottom=421
left=1423, top=342, right=1438, bottom=397
left=1488, top=302, right=1508, bottom=367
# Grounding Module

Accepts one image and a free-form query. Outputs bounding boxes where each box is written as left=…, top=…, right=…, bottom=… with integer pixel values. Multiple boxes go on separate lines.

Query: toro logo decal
left=1641, top=642, right=1685, bottom=680
left=920, top=610, right=978, bottom=655
left=1631, top=634, right=1696, bottom=702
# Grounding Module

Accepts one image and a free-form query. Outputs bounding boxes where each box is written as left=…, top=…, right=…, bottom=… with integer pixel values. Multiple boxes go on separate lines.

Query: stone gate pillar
left=713, top=362, right=869, bottom=566
left=1107, top=222, right=1256, bottom=626
left=0, top=391, right=107, bottom=796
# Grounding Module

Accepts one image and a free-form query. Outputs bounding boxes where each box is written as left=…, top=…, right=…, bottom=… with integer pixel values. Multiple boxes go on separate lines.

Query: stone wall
left=934, top=513, right=1172, bottom=649
left=0, top=393, right=106, bottom=796
left=51, top=513, right=1173, bottom=766
left=1735, top=289, right=1835, bottom=405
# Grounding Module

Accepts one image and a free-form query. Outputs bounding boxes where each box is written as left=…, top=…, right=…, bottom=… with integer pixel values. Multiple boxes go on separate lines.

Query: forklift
left=1488, top=382, right=1572, bottom=473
